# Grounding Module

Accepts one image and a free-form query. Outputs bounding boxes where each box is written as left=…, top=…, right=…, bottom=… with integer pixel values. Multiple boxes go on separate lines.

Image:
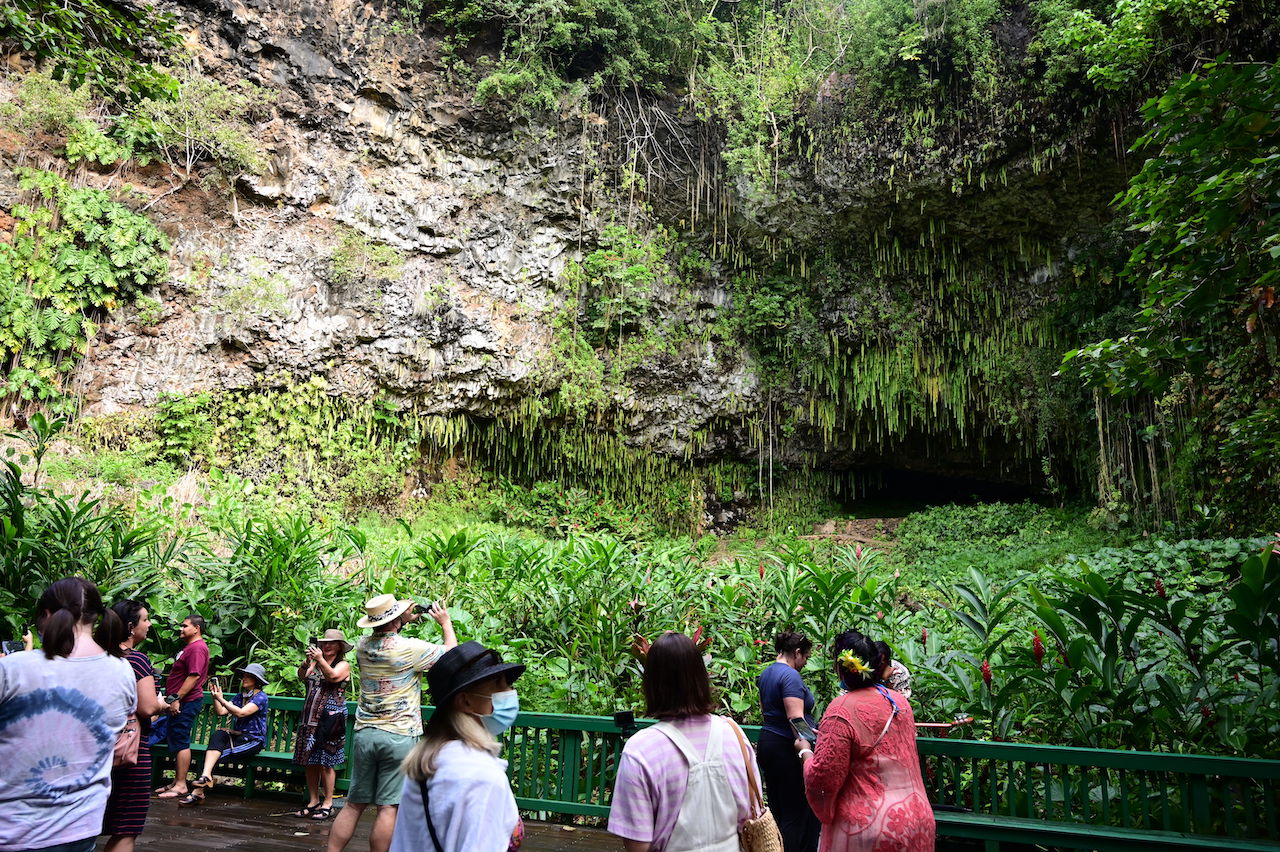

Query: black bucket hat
left=428, top=641, right=525, bottom=707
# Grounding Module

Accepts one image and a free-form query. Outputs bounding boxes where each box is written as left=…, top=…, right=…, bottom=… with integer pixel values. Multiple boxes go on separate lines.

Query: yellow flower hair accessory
left=838, top=649, right=873, bottom=679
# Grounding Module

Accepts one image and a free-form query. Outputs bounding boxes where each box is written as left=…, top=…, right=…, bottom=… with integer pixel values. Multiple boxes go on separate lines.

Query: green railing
left=918, top=738, right=1280, bottom=848
left=155, top=696, right=1280, bottom=849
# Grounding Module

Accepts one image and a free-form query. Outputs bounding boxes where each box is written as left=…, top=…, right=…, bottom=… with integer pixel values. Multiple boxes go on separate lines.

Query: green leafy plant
left=133, top=64, right=273, bottom=186
left=0, top=169, right=170, bottom=407
left=329, top=228, right=406, bottom=286
left=0, top=0, right=181, bottom=100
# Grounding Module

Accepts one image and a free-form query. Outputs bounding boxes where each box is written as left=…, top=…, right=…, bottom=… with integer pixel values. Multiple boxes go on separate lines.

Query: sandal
left=193, top=776, right=214, bottom=790
left=310, top=807, right=334, bottom=820
left=293, top=805, right=318, bottom=818
left=177, top=789, right=205, bottom=807
left=157, top=787, right=188, bottom=799
left=153, top=782, right=176, bottom=795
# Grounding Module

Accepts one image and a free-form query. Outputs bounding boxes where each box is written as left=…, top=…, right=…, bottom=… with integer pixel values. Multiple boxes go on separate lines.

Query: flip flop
left=153, top=783, right=176, bottom=795
left=157, top=788, right=188, bottom=799
left=310, top=807, right=333, bottom=820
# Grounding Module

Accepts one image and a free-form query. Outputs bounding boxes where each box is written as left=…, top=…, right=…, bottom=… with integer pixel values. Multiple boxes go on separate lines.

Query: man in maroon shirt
left=155, top=615, right=210, bottom=799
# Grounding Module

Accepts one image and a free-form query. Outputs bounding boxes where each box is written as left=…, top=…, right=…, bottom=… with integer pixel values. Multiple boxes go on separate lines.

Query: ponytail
left=96, top=606, right=126, bottom=656
left=35, top=577, right=126, bottom=659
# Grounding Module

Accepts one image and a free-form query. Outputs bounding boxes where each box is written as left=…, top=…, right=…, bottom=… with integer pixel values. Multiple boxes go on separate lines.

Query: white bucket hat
left=357, top=594, right=413, bottom=629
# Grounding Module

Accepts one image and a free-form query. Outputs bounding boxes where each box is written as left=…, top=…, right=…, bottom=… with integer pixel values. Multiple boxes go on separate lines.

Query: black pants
left=757, top=729, right=821, bottom=852
left=207, top=729, right=264, bottom=761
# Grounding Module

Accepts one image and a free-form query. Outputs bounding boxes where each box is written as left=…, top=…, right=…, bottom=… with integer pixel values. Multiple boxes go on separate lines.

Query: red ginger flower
left=920, top=628, right=928, bottom=645
left=981, top=659, right=992, bottom=687
left=1032, top=631, right=1045, bottom=666
left=1154, top=578, right=1167, bottom=599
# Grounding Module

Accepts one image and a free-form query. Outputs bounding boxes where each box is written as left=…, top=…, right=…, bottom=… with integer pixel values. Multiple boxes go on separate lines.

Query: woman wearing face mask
left=390, top=641, right=525, bottom=852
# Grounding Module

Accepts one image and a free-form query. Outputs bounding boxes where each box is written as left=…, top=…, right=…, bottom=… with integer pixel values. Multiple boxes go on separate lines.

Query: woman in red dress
left=799, top=630, right=934, bottom=851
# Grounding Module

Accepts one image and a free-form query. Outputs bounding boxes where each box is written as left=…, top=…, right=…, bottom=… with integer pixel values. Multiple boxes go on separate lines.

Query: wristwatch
left=165, top=694, right=179, bottom=703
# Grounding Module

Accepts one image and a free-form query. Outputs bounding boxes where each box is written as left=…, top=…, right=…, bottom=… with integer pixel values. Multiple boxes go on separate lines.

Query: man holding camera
left=327, top=595, right=455, bottom=852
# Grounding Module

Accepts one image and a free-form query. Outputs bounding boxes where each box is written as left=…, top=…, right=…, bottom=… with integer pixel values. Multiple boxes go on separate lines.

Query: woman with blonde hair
left=389, top=641, right=525, bottom=852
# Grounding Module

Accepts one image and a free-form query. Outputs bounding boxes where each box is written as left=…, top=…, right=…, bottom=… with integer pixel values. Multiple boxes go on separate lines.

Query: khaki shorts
left=347, top=727, right=417, bottom=805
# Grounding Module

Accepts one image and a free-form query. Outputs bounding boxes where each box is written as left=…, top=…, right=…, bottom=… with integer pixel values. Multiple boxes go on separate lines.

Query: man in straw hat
left=327, top=595, right=455, bottom=852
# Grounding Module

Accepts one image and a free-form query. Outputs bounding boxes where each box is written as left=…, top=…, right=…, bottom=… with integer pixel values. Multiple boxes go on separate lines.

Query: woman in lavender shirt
left=608, top=632, right=763, bottom=852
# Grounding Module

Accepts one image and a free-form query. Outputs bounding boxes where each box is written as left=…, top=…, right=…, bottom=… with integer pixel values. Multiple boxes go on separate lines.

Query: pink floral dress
left=802, top=687, right=935, bottom=851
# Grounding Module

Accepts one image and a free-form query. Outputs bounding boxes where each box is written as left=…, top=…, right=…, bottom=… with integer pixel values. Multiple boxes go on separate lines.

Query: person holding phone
left=176, top=664, right=270, bottom=806
left=292, top=629, right=353, bottom=820
left=326, top=595, right=456, bottom=852
left=756, top=631, right=821, bottom=852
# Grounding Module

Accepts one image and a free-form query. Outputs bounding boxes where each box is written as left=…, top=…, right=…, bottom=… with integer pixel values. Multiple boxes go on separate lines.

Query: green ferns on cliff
left=0, top=170, right=170, bottom=407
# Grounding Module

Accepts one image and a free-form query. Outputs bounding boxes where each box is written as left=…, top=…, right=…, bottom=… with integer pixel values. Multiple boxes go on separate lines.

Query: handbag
left=113, top=714, right=141, bottom=768
left=728, top=720, right=784, bottom=852
left=316, top=709, right=345, bottom=743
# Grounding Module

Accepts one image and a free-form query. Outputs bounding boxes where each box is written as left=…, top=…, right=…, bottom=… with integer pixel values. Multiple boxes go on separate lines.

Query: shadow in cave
left=839, top=468, right=1044, bottom=518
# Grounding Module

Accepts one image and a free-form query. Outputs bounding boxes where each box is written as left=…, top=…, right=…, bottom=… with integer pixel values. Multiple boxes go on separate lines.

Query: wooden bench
left=149, top=695, right=356, bottom=797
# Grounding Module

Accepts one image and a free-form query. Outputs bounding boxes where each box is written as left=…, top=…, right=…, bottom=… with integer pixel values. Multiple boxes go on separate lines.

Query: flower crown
left=837, top=649, right=874, bottom=680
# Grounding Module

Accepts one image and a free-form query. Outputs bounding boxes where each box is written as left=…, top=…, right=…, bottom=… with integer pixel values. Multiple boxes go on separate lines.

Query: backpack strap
left=418, top=777, right=444, bottom=852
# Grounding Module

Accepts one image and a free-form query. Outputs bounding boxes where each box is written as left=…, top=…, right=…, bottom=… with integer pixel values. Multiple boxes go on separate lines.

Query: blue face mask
left=476, top=689, right=519, bottom=736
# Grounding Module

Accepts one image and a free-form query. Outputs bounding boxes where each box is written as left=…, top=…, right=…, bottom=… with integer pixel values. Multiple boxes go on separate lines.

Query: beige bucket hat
left=317, top=628, right=355, bottom=655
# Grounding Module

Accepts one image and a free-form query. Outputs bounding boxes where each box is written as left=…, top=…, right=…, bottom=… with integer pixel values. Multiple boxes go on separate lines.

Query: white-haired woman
left=389, top=641, right=525, bottom=852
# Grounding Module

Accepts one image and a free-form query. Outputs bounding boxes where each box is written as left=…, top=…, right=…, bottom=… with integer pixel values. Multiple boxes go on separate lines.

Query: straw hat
left=428, top=641, right=525, bottom=707
left=357, top=594, right=413, bottom=629
left=317, top=628, right=354, bottom=655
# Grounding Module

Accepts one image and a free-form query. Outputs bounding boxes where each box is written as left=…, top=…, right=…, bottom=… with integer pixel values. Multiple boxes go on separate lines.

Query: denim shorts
left=166, top=699, right=203, bottom=751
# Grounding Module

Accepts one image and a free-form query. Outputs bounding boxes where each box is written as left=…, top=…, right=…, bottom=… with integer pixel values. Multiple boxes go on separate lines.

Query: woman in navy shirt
left=756, top=631, right=820, bottom=852
left=177, top=664, right=269, bottom=806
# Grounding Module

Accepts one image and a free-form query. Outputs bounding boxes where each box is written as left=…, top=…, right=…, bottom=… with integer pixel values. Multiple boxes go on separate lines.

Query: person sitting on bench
left=178, top=663, right=270, bottom=806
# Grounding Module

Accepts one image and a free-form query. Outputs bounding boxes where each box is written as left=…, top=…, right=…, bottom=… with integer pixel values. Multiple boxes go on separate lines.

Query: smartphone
left=1, top=640, right=24, bottom=655
left=790, top=717, right=818, bottom=746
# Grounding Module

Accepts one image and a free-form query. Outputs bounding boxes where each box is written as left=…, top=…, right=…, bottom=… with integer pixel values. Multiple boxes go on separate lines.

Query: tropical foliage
left=5, top=418, right=1277, bottom=757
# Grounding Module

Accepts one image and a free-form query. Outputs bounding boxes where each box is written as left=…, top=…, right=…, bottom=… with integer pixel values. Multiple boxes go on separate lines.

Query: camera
left=614, top=711, right=637, bottom=738
left=1, top=640, right=24, bottom=655
left=308, top=636, right=319, bottom=647
left=413, top=602, right=438, bottom=615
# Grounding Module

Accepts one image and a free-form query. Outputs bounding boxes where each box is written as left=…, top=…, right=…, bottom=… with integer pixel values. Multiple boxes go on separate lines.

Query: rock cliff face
left=60, top=0, right=761, bottom=459
left=18, top=0, right=1120, bottom=485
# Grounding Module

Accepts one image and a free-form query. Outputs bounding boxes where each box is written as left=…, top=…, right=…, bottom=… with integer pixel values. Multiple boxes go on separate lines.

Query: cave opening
left=836, top=467, right=1045, bottom=518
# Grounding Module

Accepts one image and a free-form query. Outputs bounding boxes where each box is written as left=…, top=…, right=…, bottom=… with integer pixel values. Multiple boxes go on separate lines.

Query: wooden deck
left=102, top=789, right=618, bottom=852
